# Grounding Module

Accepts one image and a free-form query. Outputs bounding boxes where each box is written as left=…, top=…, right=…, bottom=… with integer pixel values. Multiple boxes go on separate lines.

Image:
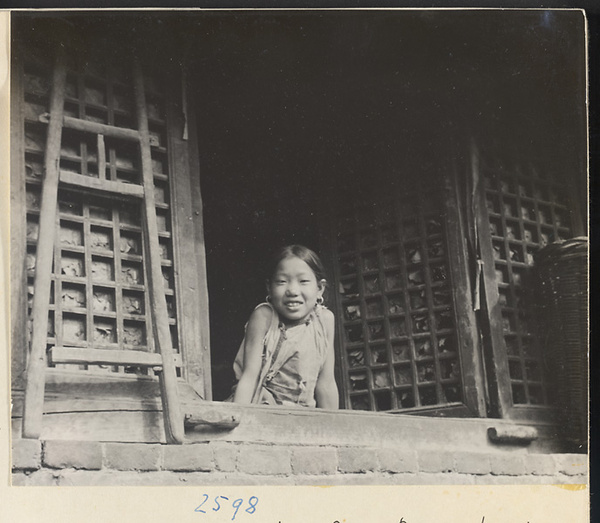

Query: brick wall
left=10, top=400, right=589, bottom=486
left=12, top=438, right=587, bottom=486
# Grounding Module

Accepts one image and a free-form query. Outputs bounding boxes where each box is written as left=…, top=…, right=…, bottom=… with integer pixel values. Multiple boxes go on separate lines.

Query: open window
left=11, top=12, right=587, bottom=440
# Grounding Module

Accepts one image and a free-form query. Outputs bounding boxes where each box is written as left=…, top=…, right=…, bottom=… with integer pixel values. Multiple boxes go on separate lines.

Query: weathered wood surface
left=184, top=409, right=241, bottom=430
left=59, top=170, right=144, bottom=197
left=445, top=166, right=487, bottom=417
left=22, top=48, right=67, bottom=439
left=13, top=373, right=202, bottom=415
left=133, top=60, right=184, bottom=444
left=487, top=425, right=539, bottom=445
left=39, top=112, right=141, bottom=142
left=10, top=52, right=28, bottom=390
left=472, top=144, right=513, bottom=418
left=97, top=133, right=106, bottom=179
left=49, top=346, right=182, bottom=367
left=166, top=76, right=210, bottom=399
left=11, top=391, right=562, bottom=453
left=472, top=146, right=555, bottom=424
left=319, top=217, right=350, bottom=410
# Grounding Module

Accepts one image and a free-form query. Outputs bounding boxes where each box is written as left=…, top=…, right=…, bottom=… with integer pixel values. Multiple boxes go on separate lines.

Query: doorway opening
left=201, top=169, right=322, bottom=400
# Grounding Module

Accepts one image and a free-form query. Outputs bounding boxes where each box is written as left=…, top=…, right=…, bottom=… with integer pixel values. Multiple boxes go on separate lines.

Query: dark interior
left=13, top=11, right=587, bottom=401
left=187, top=11, right=587, bottom=399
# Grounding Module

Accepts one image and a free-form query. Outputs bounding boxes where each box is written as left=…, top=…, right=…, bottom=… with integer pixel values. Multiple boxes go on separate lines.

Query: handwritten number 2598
left=195, top=495, right=258, bottom=520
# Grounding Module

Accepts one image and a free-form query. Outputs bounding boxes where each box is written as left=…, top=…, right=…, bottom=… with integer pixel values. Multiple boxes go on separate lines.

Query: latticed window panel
left=332, top=187, right=463, bottom=412
left=22, top=51, right=180, bottom=376
left=483, top=169, right=574, bottom=406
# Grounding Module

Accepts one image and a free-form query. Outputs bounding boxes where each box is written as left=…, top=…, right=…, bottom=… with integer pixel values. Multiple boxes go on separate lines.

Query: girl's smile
left=268, top=256, right=325, bottom=324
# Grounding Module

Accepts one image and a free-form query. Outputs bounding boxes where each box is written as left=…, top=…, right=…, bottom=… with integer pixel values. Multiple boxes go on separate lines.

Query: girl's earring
left=316, top=296, right=324, bottom=306
left=266, top=295, right=272, bottom=303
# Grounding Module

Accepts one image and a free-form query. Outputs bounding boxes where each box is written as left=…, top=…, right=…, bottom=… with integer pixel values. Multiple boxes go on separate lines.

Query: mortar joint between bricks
left=101, top=442, right=107, bottom=470
left=40, top=440, right=47, bottom=468
left=158, top=443, right=165, bottom=471
left=375, top=452, right=382, bottom=473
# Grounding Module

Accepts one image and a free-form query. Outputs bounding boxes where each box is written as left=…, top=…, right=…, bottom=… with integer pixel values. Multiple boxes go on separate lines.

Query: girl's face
left=268, top=256, right=325, bottom=324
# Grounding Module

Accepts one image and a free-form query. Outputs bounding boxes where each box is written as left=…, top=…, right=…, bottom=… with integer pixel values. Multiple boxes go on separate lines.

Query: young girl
left=232, top=245, right=339, bottom=409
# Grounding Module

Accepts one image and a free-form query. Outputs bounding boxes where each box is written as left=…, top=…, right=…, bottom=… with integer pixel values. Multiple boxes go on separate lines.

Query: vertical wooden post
left=445, top=162, right=487, bottom=417
left=319, top=214, right=349, bottom=410
left=22, top=48, right=67, bottom=439
left=166, top=77, right=210, bottom=399
left=133, top=60, right=184, bottom=444
left=97, top=134, right=106, bottom=180
left=11, top=52, right=28, bottom=390
left=471, top=142, right=513, bottom=418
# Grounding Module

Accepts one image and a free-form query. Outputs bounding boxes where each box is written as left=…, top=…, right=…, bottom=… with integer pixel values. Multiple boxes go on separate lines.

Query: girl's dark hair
left=267, top=245, right=327, bottom=283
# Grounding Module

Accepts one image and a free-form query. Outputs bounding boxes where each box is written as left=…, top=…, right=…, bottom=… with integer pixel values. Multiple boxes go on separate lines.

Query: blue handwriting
left=195, top=495, right=258, bottom=521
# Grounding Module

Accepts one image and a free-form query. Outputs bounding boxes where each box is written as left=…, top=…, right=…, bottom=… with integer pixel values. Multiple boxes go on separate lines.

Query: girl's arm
left=233, top=305, right=272, bottom=404
left=315, top=308, right=339, bottom=409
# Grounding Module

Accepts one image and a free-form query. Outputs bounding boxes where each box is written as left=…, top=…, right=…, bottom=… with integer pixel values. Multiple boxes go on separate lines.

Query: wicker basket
left=534, top=237, right=588, bottom=452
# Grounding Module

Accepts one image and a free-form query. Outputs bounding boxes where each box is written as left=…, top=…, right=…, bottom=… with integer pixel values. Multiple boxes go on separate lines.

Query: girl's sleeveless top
left=233, top=303, right=330, bottom=407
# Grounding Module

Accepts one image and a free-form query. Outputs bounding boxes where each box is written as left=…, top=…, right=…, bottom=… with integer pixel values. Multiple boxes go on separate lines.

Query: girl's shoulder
left=245, top=302, right=277, bottom=335
left=317, top=306, right=335, bottom=331
left=318, top=306, right=334, bottom=321
left=249, top=302, right=274, bottom=323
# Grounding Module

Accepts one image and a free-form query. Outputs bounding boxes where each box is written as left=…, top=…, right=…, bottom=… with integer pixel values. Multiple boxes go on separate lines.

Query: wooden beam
left=166, top=76, right=210, bottom=399
left=133, top=60, right=185, bottom=444
left=319, top=212, right=351, bottom=410
left=184, top=409, right=241, bottom=430
left=487, top=425, right=538, bottom=445
left=186, top=98, right=213, bottom=401
left=22, top=48, right=67, bottom=439
left=472, top=143, right=514, bottom=418
left=39, top=113, right=141, bottom=142
left=59, top=170, right=144, bottom=197
left=50, top=347, right=161, bottom=367
left=97, top=134, right=106, bottom=180
left=445, top=164, right=487, bottom=417
left=10, top=51, right=28, bottom=390
left=49, top=346, right=182, bottom=367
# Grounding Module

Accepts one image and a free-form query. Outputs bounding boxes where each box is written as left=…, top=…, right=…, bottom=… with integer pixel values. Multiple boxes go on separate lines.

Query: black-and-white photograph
left=8, top=9, right=588, bottom=489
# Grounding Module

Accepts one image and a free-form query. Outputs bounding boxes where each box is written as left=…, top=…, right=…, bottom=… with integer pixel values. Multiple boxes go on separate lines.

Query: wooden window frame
left=320, top=171, right=487, bottom=417
left=10, top=46, right=212, bottom=408
left=10, top=38, right=584, bottom=430
left=474, top=156, right=586, bottom=423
